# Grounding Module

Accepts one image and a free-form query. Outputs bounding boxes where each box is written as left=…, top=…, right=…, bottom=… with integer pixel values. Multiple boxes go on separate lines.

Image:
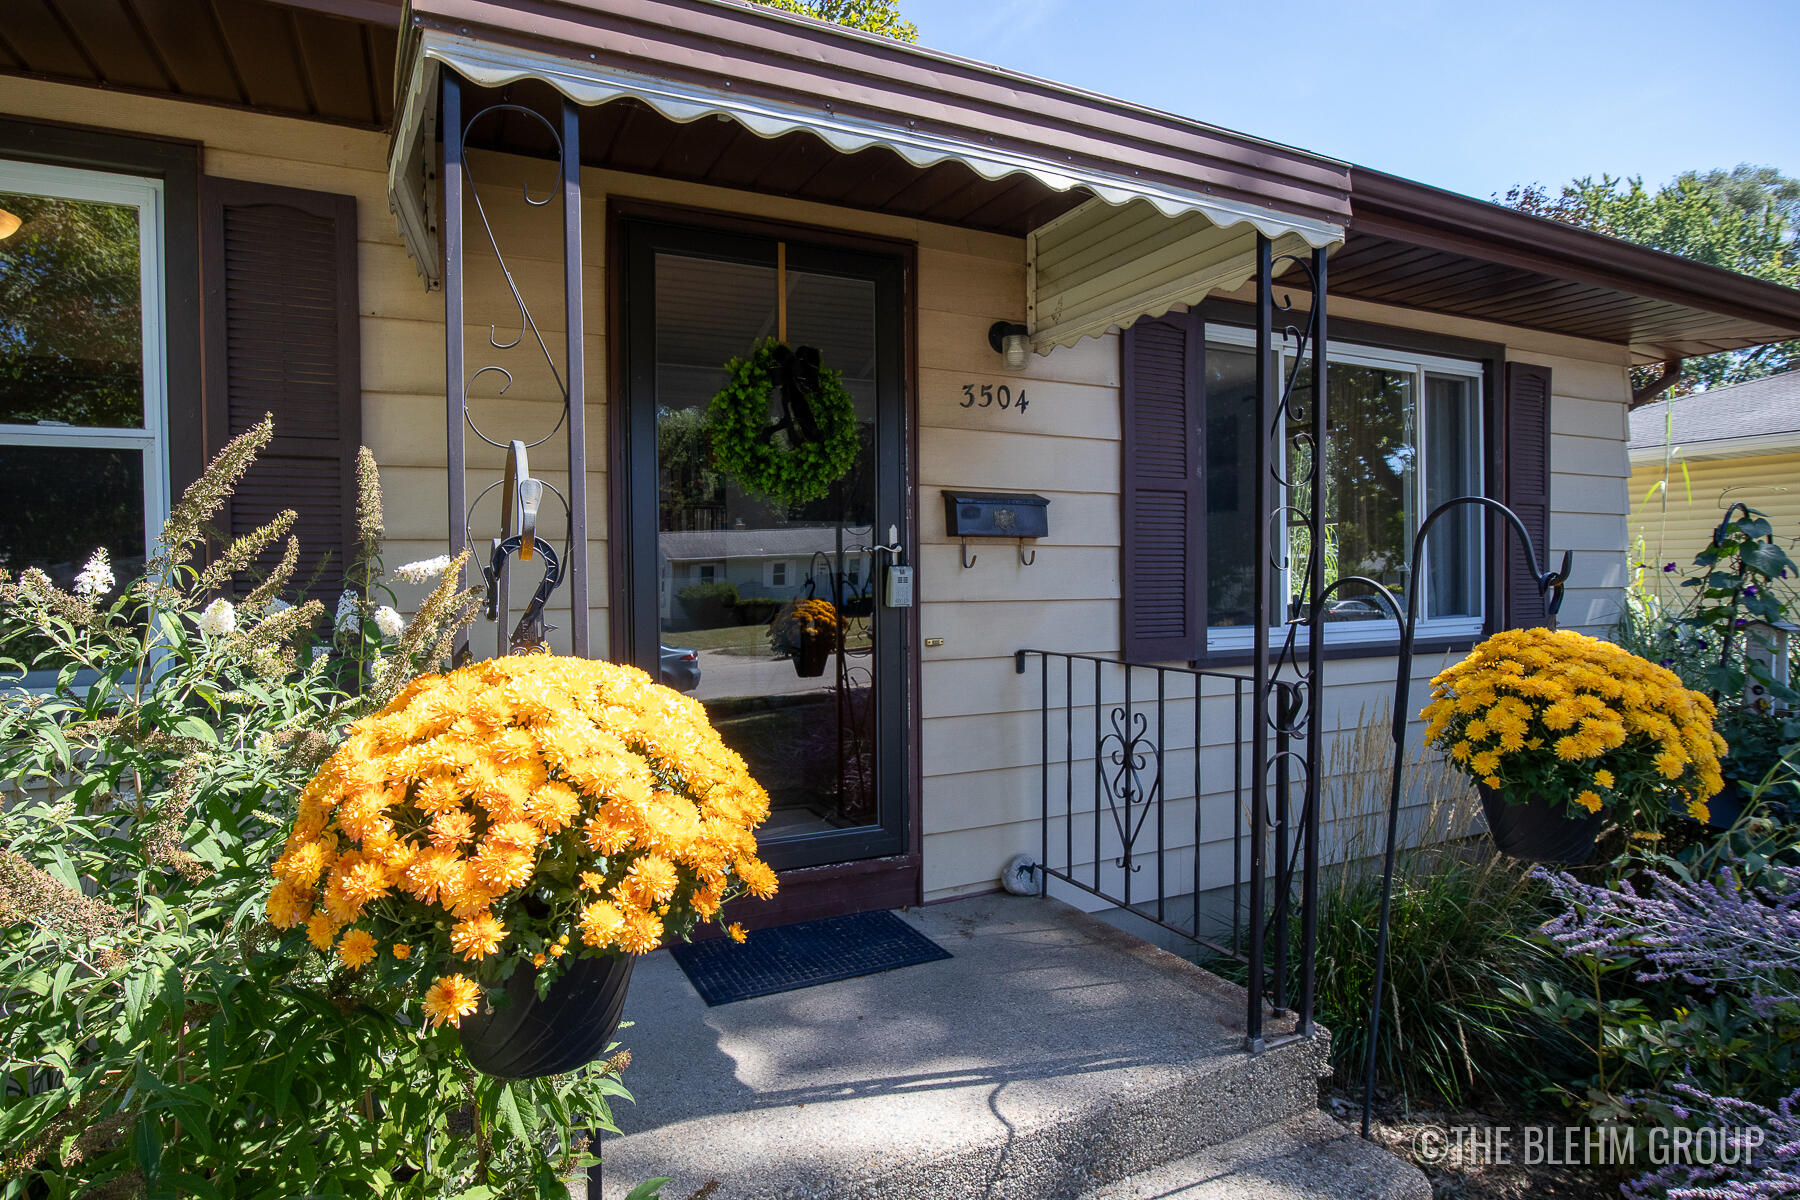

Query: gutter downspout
left=1630, top=358, right=1684, bottom=410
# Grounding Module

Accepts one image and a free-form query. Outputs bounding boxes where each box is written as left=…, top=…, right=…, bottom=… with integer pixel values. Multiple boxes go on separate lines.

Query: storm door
left=620, top=220, right=909, bottom=872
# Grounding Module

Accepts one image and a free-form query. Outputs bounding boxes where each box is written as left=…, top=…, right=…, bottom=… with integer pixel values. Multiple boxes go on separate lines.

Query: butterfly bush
left=0, top=420, right=646, bottom=1197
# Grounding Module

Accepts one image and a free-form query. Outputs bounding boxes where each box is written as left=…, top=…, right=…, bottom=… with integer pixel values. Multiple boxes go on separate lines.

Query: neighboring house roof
left=660, top=526, right=873, bottom=564
left=1628, top=371, right=1800, bottom=463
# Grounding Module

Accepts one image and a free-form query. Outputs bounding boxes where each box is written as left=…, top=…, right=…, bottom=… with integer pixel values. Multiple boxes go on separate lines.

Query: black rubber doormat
left=669, top=909, right=952, bottom=1006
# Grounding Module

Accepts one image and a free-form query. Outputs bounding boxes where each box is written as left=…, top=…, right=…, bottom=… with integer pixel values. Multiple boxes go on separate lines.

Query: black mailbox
left=942, top=490, right=1050, bottom=539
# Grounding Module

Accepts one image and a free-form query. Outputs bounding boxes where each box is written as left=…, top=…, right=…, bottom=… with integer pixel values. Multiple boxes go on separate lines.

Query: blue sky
left=900, top=0, right=1800, bottom=202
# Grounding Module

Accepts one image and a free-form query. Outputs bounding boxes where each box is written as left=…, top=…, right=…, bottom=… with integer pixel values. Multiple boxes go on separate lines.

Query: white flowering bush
left=0, top=420, right=643, bottom=1198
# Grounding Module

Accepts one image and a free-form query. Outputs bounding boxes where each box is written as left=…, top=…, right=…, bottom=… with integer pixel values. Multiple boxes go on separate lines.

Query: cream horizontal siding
left=5, top=76, right=1640, bottom=906
left=1630, top=451, right=1800, bottom=604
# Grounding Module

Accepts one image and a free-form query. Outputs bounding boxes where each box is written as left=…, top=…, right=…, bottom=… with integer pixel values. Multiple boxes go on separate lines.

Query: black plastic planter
left=1704, top=781, right=1748, bottom=829
left=459, top=953, right=634, bottom=1079
left=1477, top=785, right=1602, bottom=864
left=795, top=633, right=831, bottom=678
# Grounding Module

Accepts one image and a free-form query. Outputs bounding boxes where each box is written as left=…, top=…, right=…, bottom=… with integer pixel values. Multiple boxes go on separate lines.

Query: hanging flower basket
left=771, top=597, right=838, bottom=677
left=1422, top=628, right=1725, bottom=858
left=459, top=952, right=635, bottom=1080
left=1476, top=784, right=1604, bottom=864
left=708, top=340, right=859, bottom=506
left=264, top=656, right=781, bottom=1077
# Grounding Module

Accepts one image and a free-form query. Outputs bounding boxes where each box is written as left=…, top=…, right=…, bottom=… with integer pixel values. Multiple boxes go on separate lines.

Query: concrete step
left=1082, top=1112, right=1431, bottom=1200
left=597, top=895, right=1329, bottom=1200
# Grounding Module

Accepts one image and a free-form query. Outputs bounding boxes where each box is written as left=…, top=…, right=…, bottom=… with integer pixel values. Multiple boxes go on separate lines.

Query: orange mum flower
left=305, top=912, right=339, bottom=952
left=450, top=911, right=508, bottom=960
left=622, top=854, right=679, bottom=908
left=422, top=974, right=482, bottom=1028
left=265, top=880, right=311, bottom=930
left=337, top=928, right=378, bottom=970
left=428, top=809, right=477, bottom=849
left=735, top=858, right=779, bottom=900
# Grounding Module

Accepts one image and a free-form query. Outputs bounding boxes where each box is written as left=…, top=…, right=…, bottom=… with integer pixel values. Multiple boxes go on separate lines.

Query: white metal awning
left=387, top=27, right=1343, bottom=344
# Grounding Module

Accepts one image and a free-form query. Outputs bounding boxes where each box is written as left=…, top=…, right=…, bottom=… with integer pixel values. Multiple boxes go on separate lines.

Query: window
left=768, top=560, right=789, bottom=588
left=1201, top=327, right=1484, bottom=651
left=696, top=563, right=717, bottom=585
left=0, top=160, right=166, bottom=596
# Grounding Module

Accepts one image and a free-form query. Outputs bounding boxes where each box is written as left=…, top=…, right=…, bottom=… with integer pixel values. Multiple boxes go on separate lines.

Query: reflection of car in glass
left=1325, top=597, right=1386, bottom=620
left=660, top=644, right=701, bottom=692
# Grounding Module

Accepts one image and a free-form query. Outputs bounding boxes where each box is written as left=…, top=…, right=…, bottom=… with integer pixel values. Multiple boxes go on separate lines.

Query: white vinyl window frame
left=0, top=160, right=170, bottom=574
left=1203, top=325, right=1486, bottom=654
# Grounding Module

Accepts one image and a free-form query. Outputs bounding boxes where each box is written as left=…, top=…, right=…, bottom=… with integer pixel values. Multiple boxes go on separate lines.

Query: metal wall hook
left=960, top=541, right=977, bottom=569
left=1018, top=544, right=1036, bottom=567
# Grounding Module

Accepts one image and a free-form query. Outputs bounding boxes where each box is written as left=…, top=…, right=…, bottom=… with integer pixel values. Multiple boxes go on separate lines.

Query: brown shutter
left=1502, top=361, right=1553, bottom=628
left=201, top=177, right=361, bottom=602
left=1121, top=312, right=1204, bottom=661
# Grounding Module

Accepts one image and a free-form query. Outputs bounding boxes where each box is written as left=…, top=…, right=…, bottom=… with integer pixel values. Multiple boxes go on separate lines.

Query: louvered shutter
left=201, top=178, right=360, bottom=602
left=1121, top=312, right=1204, bottom=661
left=1502, top=362, right=1553, bottom=629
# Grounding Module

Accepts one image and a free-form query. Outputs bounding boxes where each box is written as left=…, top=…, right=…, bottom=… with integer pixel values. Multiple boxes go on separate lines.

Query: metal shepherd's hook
left=1352, top=496, right=1572, bottom=1139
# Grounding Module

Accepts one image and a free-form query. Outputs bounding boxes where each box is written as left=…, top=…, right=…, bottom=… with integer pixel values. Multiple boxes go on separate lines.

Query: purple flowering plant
left=1523, top=841, right=1800, bottom=1198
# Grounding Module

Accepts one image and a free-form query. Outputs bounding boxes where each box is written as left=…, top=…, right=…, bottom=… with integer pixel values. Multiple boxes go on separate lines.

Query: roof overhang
left=387, top=0, right=1347, bottom=342
left=1337, top=169, right=1800, bottom=364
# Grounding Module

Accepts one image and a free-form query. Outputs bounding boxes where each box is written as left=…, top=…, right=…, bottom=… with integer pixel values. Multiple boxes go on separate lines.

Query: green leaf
left=493, top=1081, right=531, bottom=1145
left=624, top=1179, right=672, bottom=1200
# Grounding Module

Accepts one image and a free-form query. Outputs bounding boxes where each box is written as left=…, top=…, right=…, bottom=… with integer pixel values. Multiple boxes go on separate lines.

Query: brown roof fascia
left=1350, top=167, right=1800, bottom=339
left=402, top=0, right=1352, bottom=227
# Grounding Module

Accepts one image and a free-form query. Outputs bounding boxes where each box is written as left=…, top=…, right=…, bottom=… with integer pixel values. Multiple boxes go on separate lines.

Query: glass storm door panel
left=622, top=221, right=908, bottom=871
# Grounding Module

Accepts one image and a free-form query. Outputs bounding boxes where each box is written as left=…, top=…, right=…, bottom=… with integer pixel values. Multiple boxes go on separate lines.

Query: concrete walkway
left=596, top=894, right=1423, bottom=1200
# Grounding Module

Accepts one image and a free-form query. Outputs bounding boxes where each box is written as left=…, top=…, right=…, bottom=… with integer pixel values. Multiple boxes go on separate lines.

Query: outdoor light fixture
left=987, top=320, right=1030, bottom=371
left=0, top=209, right=19, bottom=241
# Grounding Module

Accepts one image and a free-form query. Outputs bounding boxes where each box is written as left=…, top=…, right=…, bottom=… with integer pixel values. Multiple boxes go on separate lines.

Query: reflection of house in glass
left=658, top=525, right=872, bottom=630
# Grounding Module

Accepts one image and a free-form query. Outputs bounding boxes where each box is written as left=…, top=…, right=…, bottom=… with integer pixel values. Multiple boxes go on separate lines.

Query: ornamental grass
left=1422, top=627, right=1724, bottom=824
left=267, top=655, right=777, bottom=1028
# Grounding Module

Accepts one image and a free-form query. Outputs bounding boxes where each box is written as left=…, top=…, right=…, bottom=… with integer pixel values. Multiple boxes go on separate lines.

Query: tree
left=749, top=0, right=918, bottom=41
left=1501, top=167, right=1800, bottom=395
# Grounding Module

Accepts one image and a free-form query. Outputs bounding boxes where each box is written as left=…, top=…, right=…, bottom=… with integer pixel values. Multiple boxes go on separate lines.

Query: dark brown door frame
left=606, top=199, right=923, bottom=925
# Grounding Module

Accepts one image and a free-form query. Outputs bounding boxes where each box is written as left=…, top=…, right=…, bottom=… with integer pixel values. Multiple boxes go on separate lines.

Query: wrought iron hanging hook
left=484, top=534, right=563, bottom=654
left=1358, top=494, right=1571, bottom=1140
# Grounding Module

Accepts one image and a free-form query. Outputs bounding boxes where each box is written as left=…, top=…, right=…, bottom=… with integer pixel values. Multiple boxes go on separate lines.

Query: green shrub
left=0, top=421, right=635, bottom=1199
left=677, top=580, right=739, bottom=627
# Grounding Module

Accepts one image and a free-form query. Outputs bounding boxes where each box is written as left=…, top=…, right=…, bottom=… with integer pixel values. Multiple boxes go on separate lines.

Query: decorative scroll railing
left=1012, top=650, right=1317, bottom=1047
left=442, top=73, right=591, bottom=660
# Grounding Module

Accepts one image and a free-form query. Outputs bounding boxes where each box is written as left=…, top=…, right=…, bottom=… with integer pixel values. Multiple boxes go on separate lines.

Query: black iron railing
left=1012, top=649, right=1313, bottom=1049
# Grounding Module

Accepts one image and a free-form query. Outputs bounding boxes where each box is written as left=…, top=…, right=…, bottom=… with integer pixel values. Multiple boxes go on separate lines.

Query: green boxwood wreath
left=707, top=339, right=859, bottom=505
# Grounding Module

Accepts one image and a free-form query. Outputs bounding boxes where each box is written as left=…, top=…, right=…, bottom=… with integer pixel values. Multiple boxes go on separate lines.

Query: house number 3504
left=959, top=383, right=1028, bottom=411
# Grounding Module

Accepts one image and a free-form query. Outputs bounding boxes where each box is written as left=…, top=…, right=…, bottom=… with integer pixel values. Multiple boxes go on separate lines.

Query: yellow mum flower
left=727, top=923, right=748, bottom=944
left=1574, top=791, right=1603, bottom=814
left=1594, top=769, right=1615, bottom=790
left=392, top=942, right=412, bottom=960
